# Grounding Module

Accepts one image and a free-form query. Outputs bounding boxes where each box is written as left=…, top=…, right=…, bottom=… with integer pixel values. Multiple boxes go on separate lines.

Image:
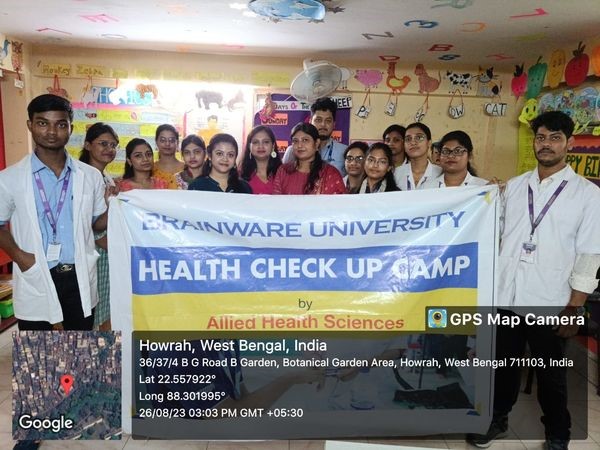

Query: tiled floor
left=0, top=324, right=598, bottom=450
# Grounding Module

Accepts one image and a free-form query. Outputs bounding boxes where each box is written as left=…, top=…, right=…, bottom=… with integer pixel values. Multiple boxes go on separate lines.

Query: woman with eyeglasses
left=273, top=122, right=345, bottom=195
left=119, top=138, right=170, bottom=191
left=359, top=142, right=400, bottom=193
left=188, top=133, right=252, bottom=193
left=175, top=135, right=206, bottom=190
left=426, top=130, right=487, bottom=187
left=79, top=122, right=119, bottom=331
left=393, top=122, right=442, bottom=190
left=382, top=124, right=407, bottom=168
left=343, top=141, right=368, bottom=194
left=153, top=124, right=181, bottom=189
left=240, top=125, right=281, bottom=194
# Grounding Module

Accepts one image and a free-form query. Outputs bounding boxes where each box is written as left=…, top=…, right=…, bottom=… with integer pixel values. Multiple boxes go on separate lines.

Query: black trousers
left=17, top=268, right=94, bottom=331
left=493, top=309, right=570, bottom=440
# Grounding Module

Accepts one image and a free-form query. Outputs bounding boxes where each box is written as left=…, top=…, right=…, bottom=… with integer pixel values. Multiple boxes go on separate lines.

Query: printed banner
left=110, top=187, right=498, bottom=331
left=109, top=187, right=500, bottom=436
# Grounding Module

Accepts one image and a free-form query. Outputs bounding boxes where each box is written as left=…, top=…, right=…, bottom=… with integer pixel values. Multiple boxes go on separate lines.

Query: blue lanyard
left=33, top=169, right=71, bottom=242
left=527, top=180, right=567, bottom=239
left=323, top=141, right=333, bottom=162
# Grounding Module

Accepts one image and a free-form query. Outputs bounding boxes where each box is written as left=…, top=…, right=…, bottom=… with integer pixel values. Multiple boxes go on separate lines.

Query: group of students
left=83, top=119, right=489, bottom=200
left=4, top=94, right=598, bottom=450
left=78, top=115, right=491, bottom=333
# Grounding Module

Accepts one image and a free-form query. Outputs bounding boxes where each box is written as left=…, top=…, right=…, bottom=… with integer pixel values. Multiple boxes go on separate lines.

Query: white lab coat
left=393, top=161, right=442, bottom=190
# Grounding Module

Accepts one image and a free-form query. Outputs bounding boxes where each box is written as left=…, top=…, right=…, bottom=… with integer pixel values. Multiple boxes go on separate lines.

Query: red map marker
left=60, top=374, right=74, bottom=395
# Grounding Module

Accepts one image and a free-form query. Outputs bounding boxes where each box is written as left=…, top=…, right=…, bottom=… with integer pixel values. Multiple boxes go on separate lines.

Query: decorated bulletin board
left=66, top=80, right=253, bottom=177
left=253, top=93, right=352, bottom=154
left=517, top=83, right=600, bottom=185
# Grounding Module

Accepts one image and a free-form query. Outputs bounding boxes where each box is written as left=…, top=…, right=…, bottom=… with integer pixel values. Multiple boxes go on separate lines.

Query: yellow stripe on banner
left=132, top=289, right=477, bottom=331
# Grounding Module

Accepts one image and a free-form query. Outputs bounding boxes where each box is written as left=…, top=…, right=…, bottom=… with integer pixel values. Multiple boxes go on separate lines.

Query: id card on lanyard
left=520, top=180, right=567, bottom=263
left=34, top=169, right=71, bottom=261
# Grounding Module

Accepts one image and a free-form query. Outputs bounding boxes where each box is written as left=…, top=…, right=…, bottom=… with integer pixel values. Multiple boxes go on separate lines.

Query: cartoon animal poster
left=0, top=34, right=24, bottom=73
left=414, top=64, right=441, bottom=94
left=476, top=66, right=502, bottom=97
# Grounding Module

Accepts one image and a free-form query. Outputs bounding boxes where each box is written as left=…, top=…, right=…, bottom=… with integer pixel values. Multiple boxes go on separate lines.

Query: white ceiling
left=1, top=0, right=600, bottom=68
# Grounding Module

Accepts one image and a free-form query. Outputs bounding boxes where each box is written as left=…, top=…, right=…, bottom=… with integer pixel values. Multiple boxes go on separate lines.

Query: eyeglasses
left=158, top=137, right=177, bottom=144
left=365, top=157, right=389, bottom=167
left=534, top=134, right=564, bottom=144
left=95, top=140, right=118, bottom=149
left=213, top=150, right=236, bottom=160
left=440, top=147, right=468, bottom=157
left=345, top=155, right=364, bottom=163
left=404, top=134, right=427, bottom=143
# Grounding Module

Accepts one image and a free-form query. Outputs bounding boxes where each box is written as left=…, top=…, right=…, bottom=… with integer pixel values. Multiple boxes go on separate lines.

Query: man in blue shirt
left=0, top=94, right=107, bottom=332
left=282, top=97, right=347, bottom=176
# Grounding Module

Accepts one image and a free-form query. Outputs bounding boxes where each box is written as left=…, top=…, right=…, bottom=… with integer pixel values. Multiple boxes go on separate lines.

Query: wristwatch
left=566, top=305, right=586, bottom=316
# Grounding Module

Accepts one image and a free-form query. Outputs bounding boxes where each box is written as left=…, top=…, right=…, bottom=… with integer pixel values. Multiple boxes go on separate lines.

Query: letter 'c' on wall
left=460, top=22, right=486, bottom=32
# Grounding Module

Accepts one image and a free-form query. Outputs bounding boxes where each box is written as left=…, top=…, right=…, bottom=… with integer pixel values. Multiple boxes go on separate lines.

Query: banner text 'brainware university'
left=109, top=187, right=499, bottom=332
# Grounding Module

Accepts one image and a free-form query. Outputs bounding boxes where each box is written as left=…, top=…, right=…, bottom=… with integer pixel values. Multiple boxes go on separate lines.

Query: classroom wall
left=10, top=34, right=600, bottom=181
left=26, top=45, right=521, bottom=180
left=0, top=34, right=33, bottom=166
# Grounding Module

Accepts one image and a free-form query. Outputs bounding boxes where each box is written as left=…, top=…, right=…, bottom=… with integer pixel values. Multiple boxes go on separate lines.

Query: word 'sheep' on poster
left=109, top=187, right=499, bottom=438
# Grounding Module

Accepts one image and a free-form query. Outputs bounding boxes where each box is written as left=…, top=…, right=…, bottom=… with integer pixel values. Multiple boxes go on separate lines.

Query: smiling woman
left=188, top=133, right=252, bottom=193
left=119, top=138, right=170, bottom=191
left=273, top=122, right=345, bottom=195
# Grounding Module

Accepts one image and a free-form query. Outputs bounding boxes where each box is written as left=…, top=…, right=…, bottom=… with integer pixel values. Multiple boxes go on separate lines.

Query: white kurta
left=0, top=154, right=107, bottom=323
left=497, top=165, right=600, bottom=308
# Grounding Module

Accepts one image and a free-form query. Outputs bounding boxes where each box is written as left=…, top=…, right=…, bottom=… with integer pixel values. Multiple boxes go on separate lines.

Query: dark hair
left=202, top=133, right=244, bottom=191
left=344, top=141, right=369, bottom=159
left=531, top=111, right=574, bottom=138
left=155, top=124, right=179, bottom=141
left=290, top=122, right=323, bottom=194
left=207, top=115, right=218, bottom=122
left=79, top=122, right=119, bottom=164
left=382, top=124, right=406, bottom=140
left=439, top=130, right=478, bottom=176
left=181, top=134, right=206, bottom=153
left=241, top=126, right=281, bottom=181
left=123, top=138, right=153, bottom=179
left=311, top=97, right=337, bottom=121
left=405, top=122, right=432, bottom=140
left=27, top=94, right=73, bottom=122
left=365, top=142, right=399, bottom=191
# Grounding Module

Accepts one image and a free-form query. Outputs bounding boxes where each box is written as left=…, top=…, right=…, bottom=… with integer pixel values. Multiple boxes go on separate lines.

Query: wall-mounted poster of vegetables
left=565, top=41, right=589, bottom=87
left=547, top=50, right=566, bottom=89
left=511, top=64, right=527, bottom=99
left=526, top=57, right=547, bottom=99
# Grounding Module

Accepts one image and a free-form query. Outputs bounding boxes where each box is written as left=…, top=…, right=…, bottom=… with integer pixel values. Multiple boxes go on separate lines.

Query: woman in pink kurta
left=240, top=125, right=281, bottom=194
left=273, top=123, right=345, bottom=195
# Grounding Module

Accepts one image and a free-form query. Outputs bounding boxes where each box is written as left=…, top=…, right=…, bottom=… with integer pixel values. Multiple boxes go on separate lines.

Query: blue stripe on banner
left=131, top=244, right=478, bottom=295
